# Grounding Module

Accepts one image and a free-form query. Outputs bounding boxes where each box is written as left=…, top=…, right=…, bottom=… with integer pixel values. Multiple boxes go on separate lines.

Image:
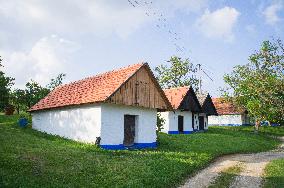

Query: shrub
left=4, top=104, right=15, bottom=115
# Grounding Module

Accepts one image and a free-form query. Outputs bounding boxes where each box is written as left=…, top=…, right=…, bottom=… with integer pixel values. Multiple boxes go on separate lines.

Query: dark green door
left=178, top=115, right=184, bottom=133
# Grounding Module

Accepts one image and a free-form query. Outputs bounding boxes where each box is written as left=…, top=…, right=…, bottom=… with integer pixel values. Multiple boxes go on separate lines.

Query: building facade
left=196, top=93, right=218, bottom=130
left=29, top=63, right=172, bottom=149
left=208, top=98, right=251, bottom=126
left=160, top=86, right=202, bottom=134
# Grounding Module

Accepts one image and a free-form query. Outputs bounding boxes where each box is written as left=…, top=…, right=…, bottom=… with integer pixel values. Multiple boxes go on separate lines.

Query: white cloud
left=0, top=0, right=209, bottom=39
left=262, top=2, right=283, bottom=25
left=160, top=0, right=209, bottom=13
left=195, top=6, right=240, bottom=41
left=0, top=0, right=154, bottom=38
left=0, top=0, right=211, bottom=88
left=2, top=35, right=80, bottom=88
left=245, top=24, right=256, bottom=34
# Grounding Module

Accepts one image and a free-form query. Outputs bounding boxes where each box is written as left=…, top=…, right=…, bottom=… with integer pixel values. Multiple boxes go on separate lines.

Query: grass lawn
left=0, top=114, right=20, bottom=124
left=264, top=158, right=284, bottom=188
left=213, top=125, right=284, bottom=137
left=0, top=115, right=281, bottom=187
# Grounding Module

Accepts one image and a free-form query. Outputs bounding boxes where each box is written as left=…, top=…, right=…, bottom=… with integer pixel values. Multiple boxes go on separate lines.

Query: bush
left=157, top=113, right=165, bottom=133
left=4, top=105, right=15, bottom=115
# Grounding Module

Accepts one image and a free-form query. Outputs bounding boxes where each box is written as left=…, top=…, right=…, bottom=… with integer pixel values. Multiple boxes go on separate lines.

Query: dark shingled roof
left=196, top=93, right=218, bottom=115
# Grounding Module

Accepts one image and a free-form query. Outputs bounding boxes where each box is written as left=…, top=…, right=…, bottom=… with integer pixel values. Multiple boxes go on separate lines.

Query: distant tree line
left=0, top=56, right=15, bottom=112
left=0, top=56, right=65, bottom=114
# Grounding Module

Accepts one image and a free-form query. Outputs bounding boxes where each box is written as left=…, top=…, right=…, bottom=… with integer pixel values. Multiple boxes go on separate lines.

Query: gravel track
left=180, top=137, right=284, bottom=188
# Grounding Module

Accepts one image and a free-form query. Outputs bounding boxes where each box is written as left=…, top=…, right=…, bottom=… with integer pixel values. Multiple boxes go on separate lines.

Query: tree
left=223, top=39, right=284, bottom=130
left=10, top=89, right=26, bottom=114
left=156, top=113, right=165, bottom=133
left=0, top=56, right=15, bottom=111
left=25, top=73, right=66, bottom=108
left=25, top=80, right=50, bottom=109
left=47, top=73, right=66, bottom=90
left=9, top=73, right=66, bottom=112
left=155, top=56, right=199, bottom=89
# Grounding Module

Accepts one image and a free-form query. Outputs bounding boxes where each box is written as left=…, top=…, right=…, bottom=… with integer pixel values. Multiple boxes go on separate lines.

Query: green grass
left=209, top=164, right=243, bottom=188
left=214, top=125, right=284, bottom=137
left=0, top=114, right=20, bottom=124
left=264, top=158, right=284, bottom=188
left=0, top=116, right=281, bottom=188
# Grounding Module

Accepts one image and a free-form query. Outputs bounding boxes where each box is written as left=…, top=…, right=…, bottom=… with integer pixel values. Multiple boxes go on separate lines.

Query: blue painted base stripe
left=183, top=131, right=193, bottom=134
left=100, top=142, right=157, bottom=150
left=168, top=131, right=193, bottom=134
left=242, top=124, right=252, bottom=126
left=210, top=124, right=242, bottom=126
left=100, top=144, right=125, bottom=150
left=168, top=131, right=179, bottom=134
left=209, top=124, right=254, bottom=126
left=134, top=142, right=157, bottom=149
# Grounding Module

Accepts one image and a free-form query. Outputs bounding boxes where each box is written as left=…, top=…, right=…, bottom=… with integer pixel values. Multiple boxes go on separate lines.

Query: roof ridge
left=56, top=62, right=145, bottom=89
left=29, top=62, right=147, bottom=112
left=163, top=86, right=190, bottom=91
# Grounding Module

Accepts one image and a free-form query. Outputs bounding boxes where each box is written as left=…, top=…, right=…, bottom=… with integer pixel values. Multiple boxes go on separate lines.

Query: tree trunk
left=254, top=119, right=260, bottom=133
left=16, top=107, right=19, bottom=114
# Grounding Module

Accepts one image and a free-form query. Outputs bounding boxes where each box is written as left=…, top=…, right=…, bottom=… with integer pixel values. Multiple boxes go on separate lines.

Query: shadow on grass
left=0, top=119, right=281, bottom=188
left=264, top=176, right=284, bottom=188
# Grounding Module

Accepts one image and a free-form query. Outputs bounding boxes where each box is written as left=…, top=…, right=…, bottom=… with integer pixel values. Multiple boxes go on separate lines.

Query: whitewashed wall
left=32, top=103, right=157, bottom=147
left=100, top=104, right=157, bottom=146
left=160, top=110, right=193, bottom=134
left=32, top=104, right=101, bottom=143
left=205, top=116, right=208, bottom=130
left=208, top=114, right=243, bottom=126
left=193, top=113, right=199, bottom=130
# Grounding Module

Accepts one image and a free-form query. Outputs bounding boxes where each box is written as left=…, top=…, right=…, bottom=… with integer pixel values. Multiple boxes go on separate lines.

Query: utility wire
left=126, top=0, right=215, bottom=87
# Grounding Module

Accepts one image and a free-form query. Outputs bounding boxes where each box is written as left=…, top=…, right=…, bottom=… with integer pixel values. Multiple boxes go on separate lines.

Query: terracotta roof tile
left=212, top=98, right=243, bottom=115
left=163, top=86, right=190, bottom=109
left=29, top=63, right=144, bottom=111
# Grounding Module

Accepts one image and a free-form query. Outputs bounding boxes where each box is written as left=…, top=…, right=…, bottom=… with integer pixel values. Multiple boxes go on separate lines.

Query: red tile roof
left=29, top=63, right=144, bottom=112
left=212, top=98, right=243, bottom=115
left=163, top=86, right=190, bottom=109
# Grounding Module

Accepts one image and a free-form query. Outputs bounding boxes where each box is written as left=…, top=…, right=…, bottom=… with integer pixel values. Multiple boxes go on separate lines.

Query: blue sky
left=0, top=0, right=283, bottom=96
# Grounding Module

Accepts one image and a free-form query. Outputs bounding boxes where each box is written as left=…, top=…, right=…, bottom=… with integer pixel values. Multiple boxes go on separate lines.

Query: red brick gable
left=163, top=86, right=202, bottom=112
left=29, top=63, right=145, bottom=112
left=163, top=86, right=189, bottom=109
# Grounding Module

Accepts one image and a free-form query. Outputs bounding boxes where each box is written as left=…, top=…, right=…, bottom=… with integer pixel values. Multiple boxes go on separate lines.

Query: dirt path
left=180, top=137, right=284, bottom=188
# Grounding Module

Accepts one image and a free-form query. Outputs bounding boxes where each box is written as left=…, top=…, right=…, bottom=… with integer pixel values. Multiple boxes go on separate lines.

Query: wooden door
left=199, top=116, right=204, bottom=130
left=178, top=115, right=184, bottom=133
left=124, top=115, right=136, bottom=146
